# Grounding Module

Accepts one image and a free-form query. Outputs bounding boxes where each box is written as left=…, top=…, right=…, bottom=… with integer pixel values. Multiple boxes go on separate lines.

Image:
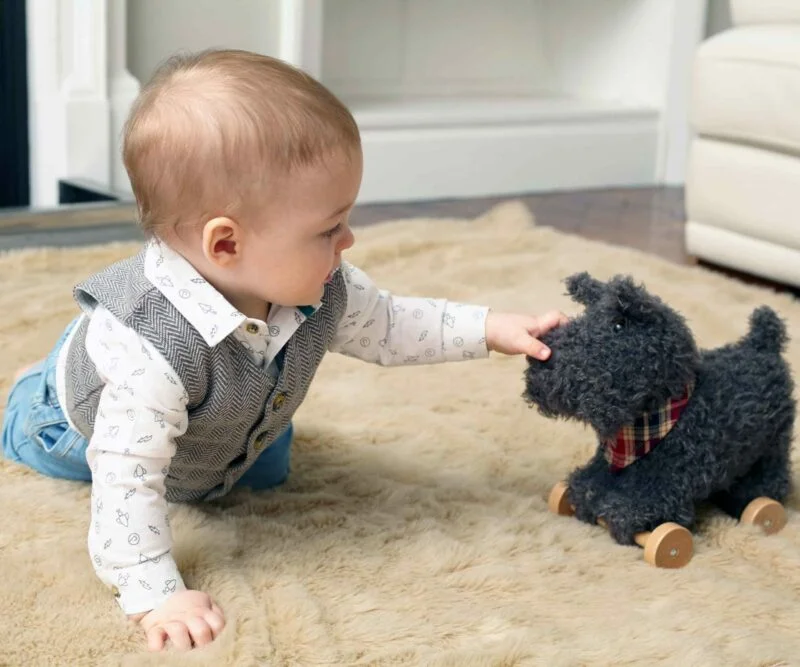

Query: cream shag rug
left=2, top=202, right=799, bottom=667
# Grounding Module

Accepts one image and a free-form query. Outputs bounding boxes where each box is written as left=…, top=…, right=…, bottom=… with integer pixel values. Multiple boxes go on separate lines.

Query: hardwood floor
left=356, top=187, right=798, bottom=295
left=0, top=186, right=795, bottom=296
left=351, top=186, right=689, bottom=264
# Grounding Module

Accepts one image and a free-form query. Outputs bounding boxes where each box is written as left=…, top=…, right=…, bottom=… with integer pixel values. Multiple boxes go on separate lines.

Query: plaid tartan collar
left=603, top=382, right=695, bottom=472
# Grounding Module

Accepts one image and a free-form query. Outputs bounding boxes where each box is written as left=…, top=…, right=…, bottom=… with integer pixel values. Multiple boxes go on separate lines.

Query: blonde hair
left=122, top=49, right=361, bottom=237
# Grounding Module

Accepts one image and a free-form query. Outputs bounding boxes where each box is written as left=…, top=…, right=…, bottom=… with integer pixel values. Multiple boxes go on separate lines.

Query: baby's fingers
left=535, top=310, right=569, bottom=334
left=164, top=621, right=193, bottom=651
left=525, top=336, right=551, bottom=361
left=211, top=602, right=225, bottom=621
left=204, top=608, right=226, bottom=638
left=146, top=626, right=168, bottom=652
left=185, top=615, right=215, bottom=647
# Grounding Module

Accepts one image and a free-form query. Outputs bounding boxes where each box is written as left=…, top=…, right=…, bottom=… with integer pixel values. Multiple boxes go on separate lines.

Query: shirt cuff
left=441, top=303, right=490, bottom=362
left=109, top=554, right=187, bottom=615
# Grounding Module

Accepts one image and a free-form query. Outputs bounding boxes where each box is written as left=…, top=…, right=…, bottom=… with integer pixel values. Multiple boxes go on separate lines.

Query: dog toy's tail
left=745, top=306, right=788, bottom=354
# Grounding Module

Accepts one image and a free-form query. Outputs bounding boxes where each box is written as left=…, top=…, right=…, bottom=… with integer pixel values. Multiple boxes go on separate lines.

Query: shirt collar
left=143, top=240, right=321, bottom=347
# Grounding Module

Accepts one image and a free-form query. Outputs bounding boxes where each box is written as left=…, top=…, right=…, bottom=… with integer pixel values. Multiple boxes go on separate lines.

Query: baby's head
left=123, top=49, right=361, bottom=313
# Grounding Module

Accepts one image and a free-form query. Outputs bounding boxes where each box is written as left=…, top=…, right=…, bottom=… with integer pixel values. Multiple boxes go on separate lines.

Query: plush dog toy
left=523, top=272, right=795, bottom=567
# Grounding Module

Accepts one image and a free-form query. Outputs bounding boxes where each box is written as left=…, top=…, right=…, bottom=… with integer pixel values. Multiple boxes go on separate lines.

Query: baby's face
left=238, top=148, right=362, bottom=308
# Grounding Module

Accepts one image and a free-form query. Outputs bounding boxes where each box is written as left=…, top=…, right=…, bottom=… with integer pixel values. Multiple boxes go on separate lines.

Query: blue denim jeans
left=2, top=318, right=293, bottom=492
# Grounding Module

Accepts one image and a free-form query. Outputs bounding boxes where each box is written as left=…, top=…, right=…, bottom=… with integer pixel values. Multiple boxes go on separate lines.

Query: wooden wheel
left=740, top=497, right=787, bottom=535
left=596, top=519, right=692, bottom=568
left=638, top=522, right=693, bottom=568
left=547, top=481, right=574, bottom=516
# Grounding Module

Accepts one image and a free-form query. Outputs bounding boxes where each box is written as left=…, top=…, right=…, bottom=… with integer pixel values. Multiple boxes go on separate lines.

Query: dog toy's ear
left=609, top=276, right=656, bottom=320
left=565, top=272, right=604, bottom=306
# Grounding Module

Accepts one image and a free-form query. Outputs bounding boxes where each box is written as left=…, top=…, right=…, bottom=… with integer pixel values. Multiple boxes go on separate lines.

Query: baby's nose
left=338, top=227, right=355, bottom=252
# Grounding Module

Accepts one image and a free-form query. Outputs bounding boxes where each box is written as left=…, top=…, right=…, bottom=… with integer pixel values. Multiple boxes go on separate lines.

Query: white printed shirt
left=56, top=240, right=490, bottom=614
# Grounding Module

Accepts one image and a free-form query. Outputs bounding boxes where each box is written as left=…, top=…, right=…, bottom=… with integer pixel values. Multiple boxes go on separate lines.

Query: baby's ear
left=565, top=272, right=604, bottom=306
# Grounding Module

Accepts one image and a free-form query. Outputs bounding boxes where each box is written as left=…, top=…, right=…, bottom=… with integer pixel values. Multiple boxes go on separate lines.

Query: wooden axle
left=548, top=481, right=787, bottom=568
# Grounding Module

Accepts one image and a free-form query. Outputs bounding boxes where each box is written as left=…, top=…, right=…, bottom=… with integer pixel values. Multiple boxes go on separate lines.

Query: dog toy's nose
left=541, top=348, right=559, bottom=367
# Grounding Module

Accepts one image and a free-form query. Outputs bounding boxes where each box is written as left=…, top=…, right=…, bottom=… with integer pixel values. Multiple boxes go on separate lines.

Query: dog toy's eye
left=612, top=318, right=626, bottom=332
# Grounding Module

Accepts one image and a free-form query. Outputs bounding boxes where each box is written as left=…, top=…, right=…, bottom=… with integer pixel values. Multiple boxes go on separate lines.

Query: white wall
left=126, top=0, right=282, bottom=84
left=321, top=0, right=687, bottom=105
left=543, top=0, right=675, bottom=106
left=322, top=0, right=555, bottom=99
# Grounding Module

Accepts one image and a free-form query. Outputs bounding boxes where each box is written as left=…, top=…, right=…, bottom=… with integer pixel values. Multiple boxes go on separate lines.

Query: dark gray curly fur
left=523, top=271, right=796, bottom=545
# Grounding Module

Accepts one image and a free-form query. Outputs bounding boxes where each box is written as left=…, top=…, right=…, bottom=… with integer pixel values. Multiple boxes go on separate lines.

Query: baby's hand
left=485, top=310, right=568, bottom=360
left=129, top=589, right=225, bottom=651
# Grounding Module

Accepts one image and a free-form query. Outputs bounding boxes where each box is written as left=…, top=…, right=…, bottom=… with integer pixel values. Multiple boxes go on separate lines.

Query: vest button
left=111, top=585, right=120, bottom=598
left=253, top=432, right=267, bottom=451
left=272, top=392, right=286, bottom=410
left=245, top=322, right=260, bottom=334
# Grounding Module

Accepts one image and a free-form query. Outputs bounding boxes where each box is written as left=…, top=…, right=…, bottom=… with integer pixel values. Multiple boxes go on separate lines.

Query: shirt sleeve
left=84, top=307, right=190, bottom=615
left=329, top=262, right=490, bottom=365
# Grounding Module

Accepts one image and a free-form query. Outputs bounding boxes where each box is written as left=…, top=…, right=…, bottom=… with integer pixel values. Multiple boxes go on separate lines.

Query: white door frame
left=26, top=0, right=140, bottom=208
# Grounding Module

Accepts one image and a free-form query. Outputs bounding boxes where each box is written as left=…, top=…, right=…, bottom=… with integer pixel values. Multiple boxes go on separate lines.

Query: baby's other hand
left=130, top=589, right=225, bottom=652
left=485, top=310, right=568, bottom=360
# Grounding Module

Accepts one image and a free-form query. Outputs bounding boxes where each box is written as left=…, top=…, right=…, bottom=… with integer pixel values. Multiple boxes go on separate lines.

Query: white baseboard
left=357, top=117, right=660, bottom=203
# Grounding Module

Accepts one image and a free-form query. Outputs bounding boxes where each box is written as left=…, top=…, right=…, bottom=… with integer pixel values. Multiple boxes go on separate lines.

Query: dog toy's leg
left=739, top=497, right=787, bottom=535
left=548, top=481, right=693, bottom=568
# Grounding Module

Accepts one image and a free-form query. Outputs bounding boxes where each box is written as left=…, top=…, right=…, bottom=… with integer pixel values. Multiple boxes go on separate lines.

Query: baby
left=1, top=49, right=565, bottom=652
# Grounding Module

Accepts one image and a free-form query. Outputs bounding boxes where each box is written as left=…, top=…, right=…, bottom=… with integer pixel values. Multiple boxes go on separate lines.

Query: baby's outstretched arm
left=329, top=263, right=489, bottom=364
left=85, top=309, right=224, bottom=651
left=328, top=262, right=567, bottom=364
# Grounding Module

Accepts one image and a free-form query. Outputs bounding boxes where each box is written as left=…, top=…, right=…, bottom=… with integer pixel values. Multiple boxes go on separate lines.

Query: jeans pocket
left=17, top=410, right=90, bottom=481
left=29, top=421, right=83, bottom=458
left=23, top=370, right=84, bottom=461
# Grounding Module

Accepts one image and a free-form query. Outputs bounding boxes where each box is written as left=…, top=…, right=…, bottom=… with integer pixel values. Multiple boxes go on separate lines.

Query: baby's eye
left=322, top=222, right=342, bottom=239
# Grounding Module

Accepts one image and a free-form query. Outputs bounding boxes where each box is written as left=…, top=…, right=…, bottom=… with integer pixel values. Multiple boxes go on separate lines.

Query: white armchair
left=685, top=0, right=800, bottom=287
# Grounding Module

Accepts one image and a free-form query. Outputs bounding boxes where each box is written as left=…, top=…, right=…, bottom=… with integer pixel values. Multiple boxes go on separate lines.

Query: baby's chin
left=274, top=274, right=333, bottom=308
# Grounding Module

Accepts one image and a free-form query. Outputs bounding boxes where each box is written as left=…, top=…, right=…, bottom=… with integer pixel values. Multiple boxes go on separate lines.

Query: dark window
left=0, top=0, right=30, bottom=208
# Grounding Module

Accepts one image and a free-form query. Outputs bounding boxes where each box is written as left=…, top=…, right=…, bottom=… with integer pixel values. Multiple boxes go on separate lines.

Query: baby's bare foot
left=13, top=360, right=42, bottom=382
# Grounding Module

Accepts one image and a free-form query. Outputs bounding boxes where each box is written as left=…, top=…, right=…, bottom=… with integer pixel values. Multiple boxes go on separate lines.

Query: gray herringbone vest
left=63, top=247, right=347, bottom=503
